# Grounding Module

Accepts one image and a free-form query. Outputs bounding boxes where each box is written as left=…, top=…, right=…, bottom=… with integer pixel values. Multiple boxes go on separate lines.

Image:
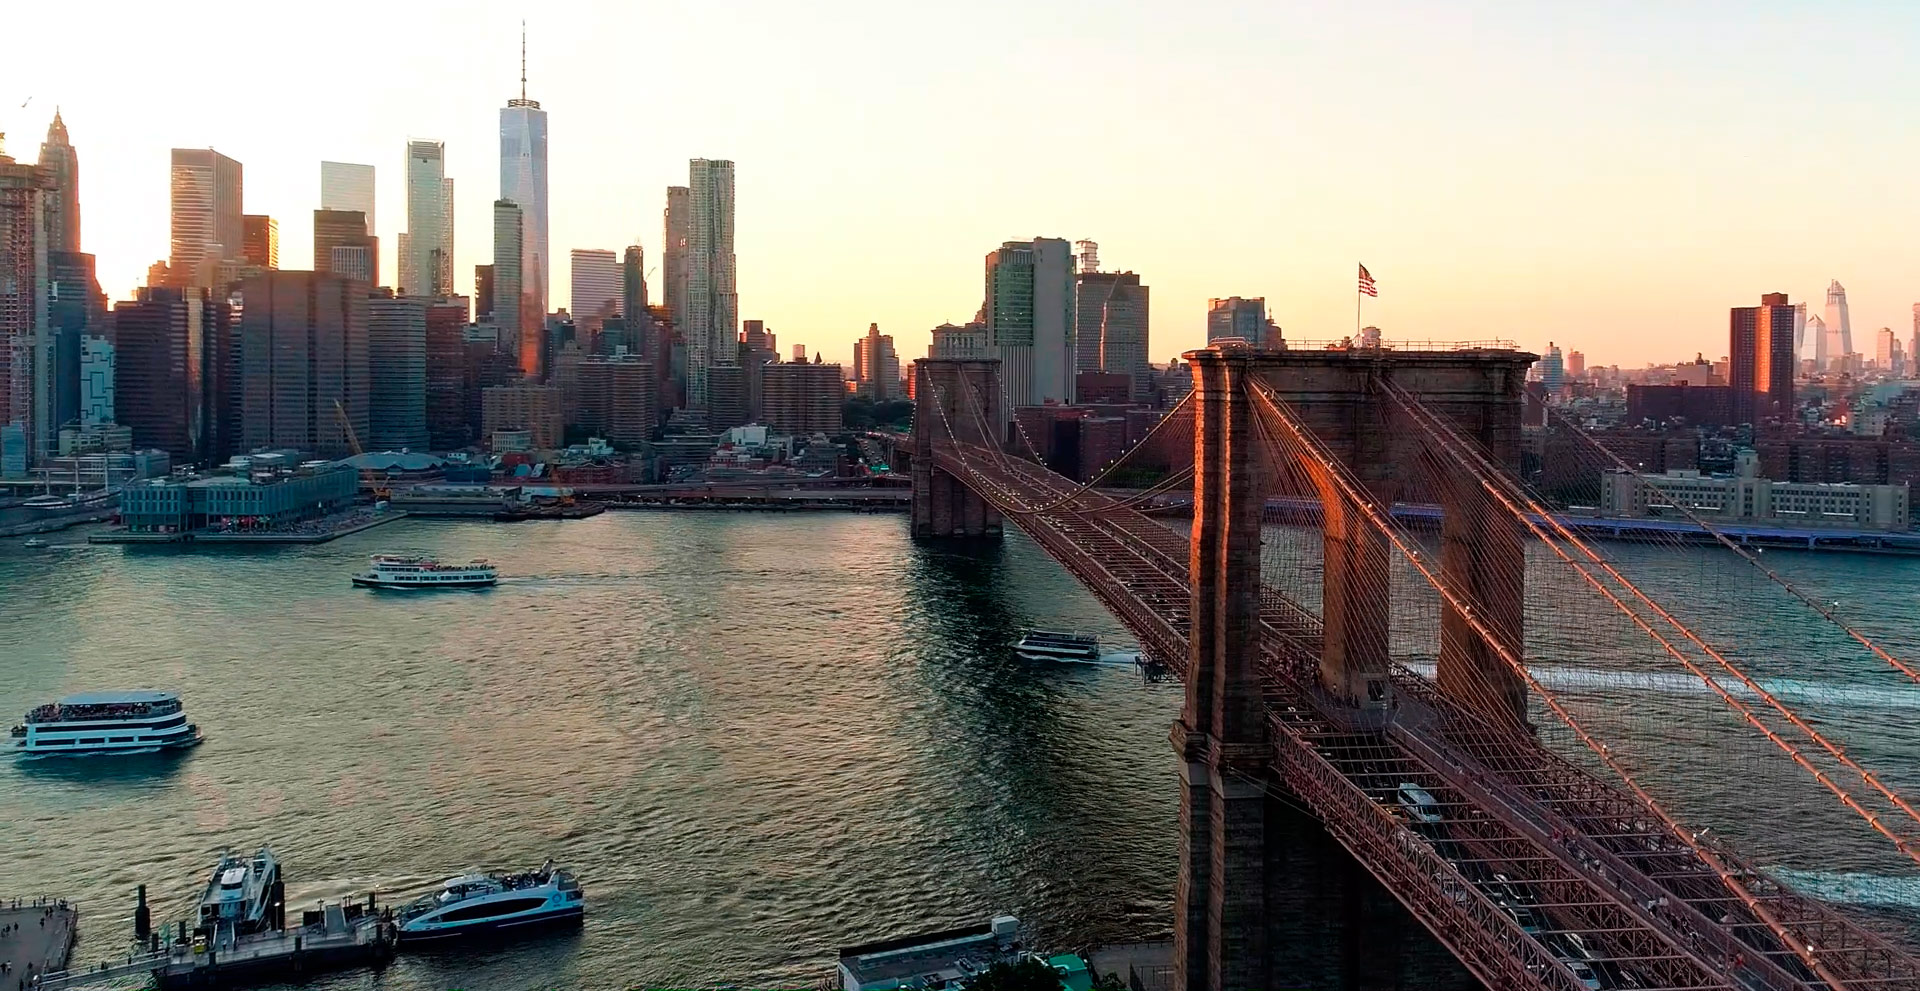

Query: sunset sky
left=6, top=0, right=1919, bottom=367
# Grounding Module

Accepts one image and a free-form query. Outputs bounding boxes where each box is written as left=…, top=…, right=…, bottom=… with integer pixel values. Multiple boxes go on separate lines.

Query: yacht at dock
left=10, top=690, right=204, bottom=757
left=395, top=860, right=583, bottom=943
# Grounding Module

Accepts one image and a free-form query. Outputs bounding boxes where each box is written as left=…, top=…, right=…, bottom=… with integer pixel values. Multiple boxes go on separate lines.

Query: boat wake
left=1401, top=662, right=1920, bottom=711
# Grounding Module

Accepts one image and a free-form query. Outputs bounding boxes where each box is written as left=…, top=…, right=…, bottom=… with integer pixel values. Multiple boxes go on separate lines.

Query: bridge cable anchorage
left=1543, top=402, right=1920, bottom=689
left=1246, top=379, right=1866, bottom=991
left=1385, top=379, right=1920, bottom=864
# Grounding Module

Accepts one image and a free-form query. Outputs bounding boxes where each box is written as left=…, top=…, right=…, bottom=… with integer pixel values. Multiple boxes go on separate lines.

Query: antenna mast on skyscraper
left=521, top=20, right=527, bottom=101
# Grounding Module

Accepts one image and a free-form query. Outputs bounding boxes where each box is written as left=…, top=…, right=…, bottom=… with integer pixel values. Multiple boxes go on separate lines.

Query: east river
left=4, top=512, right=1920, bottom=989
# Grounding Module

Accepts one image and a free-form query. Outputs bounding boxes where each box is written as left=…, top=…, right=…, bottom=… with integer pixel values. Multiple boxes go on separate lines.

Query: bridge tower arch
left=1174, top=345, right=1534, bottom=991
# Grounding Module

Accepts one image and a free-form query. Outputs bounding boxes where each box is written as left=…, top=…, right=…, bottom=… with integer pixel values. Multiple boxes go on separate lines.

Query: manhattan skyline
left=6, top=0, right=1920, bottom=367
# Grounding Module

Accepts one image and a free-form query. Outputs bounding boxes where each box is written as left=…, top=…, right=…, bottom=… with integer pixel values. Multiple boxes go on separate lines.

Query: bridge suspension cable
left=1244, top=377, right=1863, bottom=990
left=1382, top=379, right=1920, bottom=868
left=1541, top=403, right=1920, bottom=690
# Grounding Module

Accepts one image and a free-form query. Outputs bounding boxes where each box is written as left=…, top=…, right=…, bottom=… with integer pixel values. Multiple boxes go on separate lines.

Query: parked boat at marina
left=351, top=554, right=498, bottom=589
left=197, top=848, right=285, bottom=947
left=10, top=690, right=203, bottom=757
left=395, top=860, right=583, bottom=942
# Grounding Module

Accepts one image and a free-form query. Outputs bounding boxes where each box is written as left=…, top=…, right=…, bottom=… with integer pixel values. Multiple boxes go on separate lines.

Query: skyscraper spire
left=520, top=20, right=527, bottom=102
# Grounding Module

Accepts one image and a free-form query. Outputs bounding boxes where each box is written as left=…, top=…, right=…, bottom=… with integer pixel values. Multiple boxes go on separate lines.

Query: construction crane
left=333, top=400, right=390, bottom=502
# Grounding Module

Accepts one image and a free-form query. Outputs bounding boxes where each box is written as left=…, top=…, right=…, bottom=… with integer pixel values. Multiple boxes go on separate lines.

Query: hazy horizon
left=7, top=0, right=1919, bottom=368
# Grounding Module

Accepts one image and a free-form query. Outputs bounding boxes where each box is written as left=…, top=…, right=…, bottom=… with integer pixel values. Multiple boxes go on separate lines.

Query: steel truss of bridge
left=913, top=348, right=1920, bottom=991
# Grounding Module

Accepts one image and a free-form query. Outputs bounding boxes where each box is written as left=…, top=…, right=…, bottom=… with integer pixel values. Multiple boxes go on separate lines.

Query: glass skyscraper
left=501, top=83, right=549, bottom=325
left=402, top=140, right=445, bottom=297
left=687, top=159, right=736, bottom=408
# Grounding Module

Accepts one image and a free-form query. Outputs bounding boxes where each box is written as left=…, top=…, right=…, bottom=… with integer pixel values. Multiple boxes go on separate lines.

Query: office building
left=47, top=249, right=105, bottom=433
left=402, top=140, right=446, bottom=296
left=80, top=335, right=113, bottom=426
left=664, top=186, right=690, bottom=342
left=686, top=160, right=737, bottom=408
left=1602, top=467, right=1908, bottom=532
left=931, top=322, right=988, bottom=359
left=1729, top=293, right=1796, bottom=425
left=239, top=271, right=368, bottom=457
left=1206, top=297, right=1269, bottom=346
left=708, top=364, right=748, bottom=430
left=482, top=383, right=562, bottom=449
left=367, top=295, right=429, bottom=450
left=1077, top=268, right=1150, bottom=400
left=986, top=238, right=1075, bottom=411
left=111, top=287, right=219, bottom=462
left=852, top=323, right=900, bottom=401
left=242, top=215, right=278, bottom=270
left=493, top=199, right=530, bottom=376
left=319, top=161, right=376, bottom=236
left=1821, top=280, right=1852, bottom=371
left=570, top=249, right=620, bottom=335
left=475, top=264, right=495, bottom=322
left=622, top=245, right=647, bottom=345
left=329, top=247, right=373, bottom=284
left=438, top=178, right=455, bottom=295
left=426, top=299, right=471, bottom=449
left=575, top=354, right=656, bottom=445
left=169, top=148, right=243, bottom=289
left=500, top=37, right=550, bottom=323
left=37, top=110, right=81, bottom=255
left=316, top=205, right=381, bottom=282
left=762, top=362, right=843, bottom=436
left=0, top=141, right=52, bottom=462
left=1877, top=327, right=1901, bottom=376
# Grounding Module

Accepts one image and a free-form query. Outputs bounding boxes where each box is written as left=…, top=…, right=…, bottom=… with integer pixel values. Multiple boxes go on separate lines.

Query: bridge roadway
left=932, top=438, right=1920, bottom=991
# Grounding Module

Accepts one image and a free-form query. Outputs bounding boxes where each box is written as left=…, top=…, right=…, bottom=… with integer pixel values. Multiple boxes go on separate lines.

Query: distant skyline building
left=242, top=214, right=278, bottom=270
left=240, top=270, right=368, bottom=457
left=986, top=237, right=1075, bottom=411
left=663, top=186, right=690, bottom=338
left=1875, top=326, right=1902, bottom=376
left=622, top=245, right=646, bottom=321
left=314, top=209, right=377, bottom=283
left=402, top=140, right=445, bottom=296
left=80, top=334, right=112, bottom=426
left=930, top=322, right=988, bottom=359
left=1206, top=297, right=1269, bottom=346
left=852, top=323, right=900, bottom=401
left=492, top=199, right=530, bottom=377
left=1822, top=279, right=1852, bottom=370
left=319, top=161, right=376, bottom=237
left=762, top=361, right=843, bottom=436
left=112, top=286, right=213, bottom=462
left=37, top=110, right=81, bottom=255
left=500, top=28, right=550, bottom=323
left=686, top=159, right=738, bottom=408
left=169, top=148, right=243, bottom=289
left=1076, top=268, right=1150, bottom=401
left=0, top=140, right=53, bottom=464
left=1729, top=292, right=1796, bottom=424
left=569, top=249, right=620, bottom=335
left=367, top=295, right=429, bottom=451
left=438, top=177, right=455, bottom=296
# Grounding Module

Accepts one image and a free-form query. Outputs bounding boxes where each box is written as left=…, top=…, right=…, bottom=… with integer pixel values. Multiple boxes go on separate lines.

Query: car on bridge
left=1396, top=783, right=1443, bottom=824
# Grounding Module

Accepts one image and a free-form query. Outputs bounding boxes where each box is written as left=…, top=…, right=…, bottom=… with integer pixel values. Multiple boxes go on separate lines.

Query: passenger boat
left=351, top=554, right=498, bottom=590
left=22, top=537, right=47, bottom=548
left=10, top=690, right=204, bottom=757
left=395, top=860, right=583, bottom=942
left=197, top=847, right=284, bottom=946
left=1014, top=629, right=1101, bottom=662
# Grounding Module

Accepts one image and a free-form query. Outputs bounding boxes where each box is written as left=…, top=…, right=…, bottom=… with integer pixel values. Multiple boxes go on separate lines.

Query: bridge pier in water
left=911, top=358, right=1004, bottom=539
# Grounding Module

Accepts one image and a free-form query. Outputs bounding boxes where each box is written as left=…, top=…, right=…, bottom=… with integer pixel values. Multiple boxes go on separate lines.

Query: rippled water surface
left=1, top=514, right=1175, bottom=990
left=8, top=513, right=1920, bottom=989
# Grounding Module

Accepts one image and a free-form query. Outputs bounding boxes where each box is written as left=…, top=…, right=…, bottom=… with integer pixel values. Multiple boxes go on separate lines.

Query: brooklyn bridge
left=905, top=343, right=1920, bottom=991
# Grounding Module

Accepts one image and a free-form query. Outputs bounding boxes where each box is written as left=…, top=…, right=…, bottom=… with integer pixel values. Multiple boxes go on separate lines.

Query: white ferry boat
left=197, top=847, right=283, bottom=946
left=395, top=860, right=583, bottom=943
left=1014, top=629, right=1101, bottom=662
left=9, top=690, right=204, bottom=757
left=352, top=554, right=498, bottom=590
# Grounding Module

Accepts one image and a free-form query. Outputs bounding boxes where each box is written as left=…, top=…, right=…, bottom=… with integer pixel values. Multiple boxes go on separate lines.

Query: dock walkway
left=0, top=902, right=77, bottom=990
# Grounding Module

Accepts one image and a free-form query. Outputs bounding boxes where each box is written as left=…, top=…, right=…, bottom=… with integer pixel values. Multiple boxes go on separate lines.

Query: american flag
left=1358, top=263, right=1378, bottom=297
